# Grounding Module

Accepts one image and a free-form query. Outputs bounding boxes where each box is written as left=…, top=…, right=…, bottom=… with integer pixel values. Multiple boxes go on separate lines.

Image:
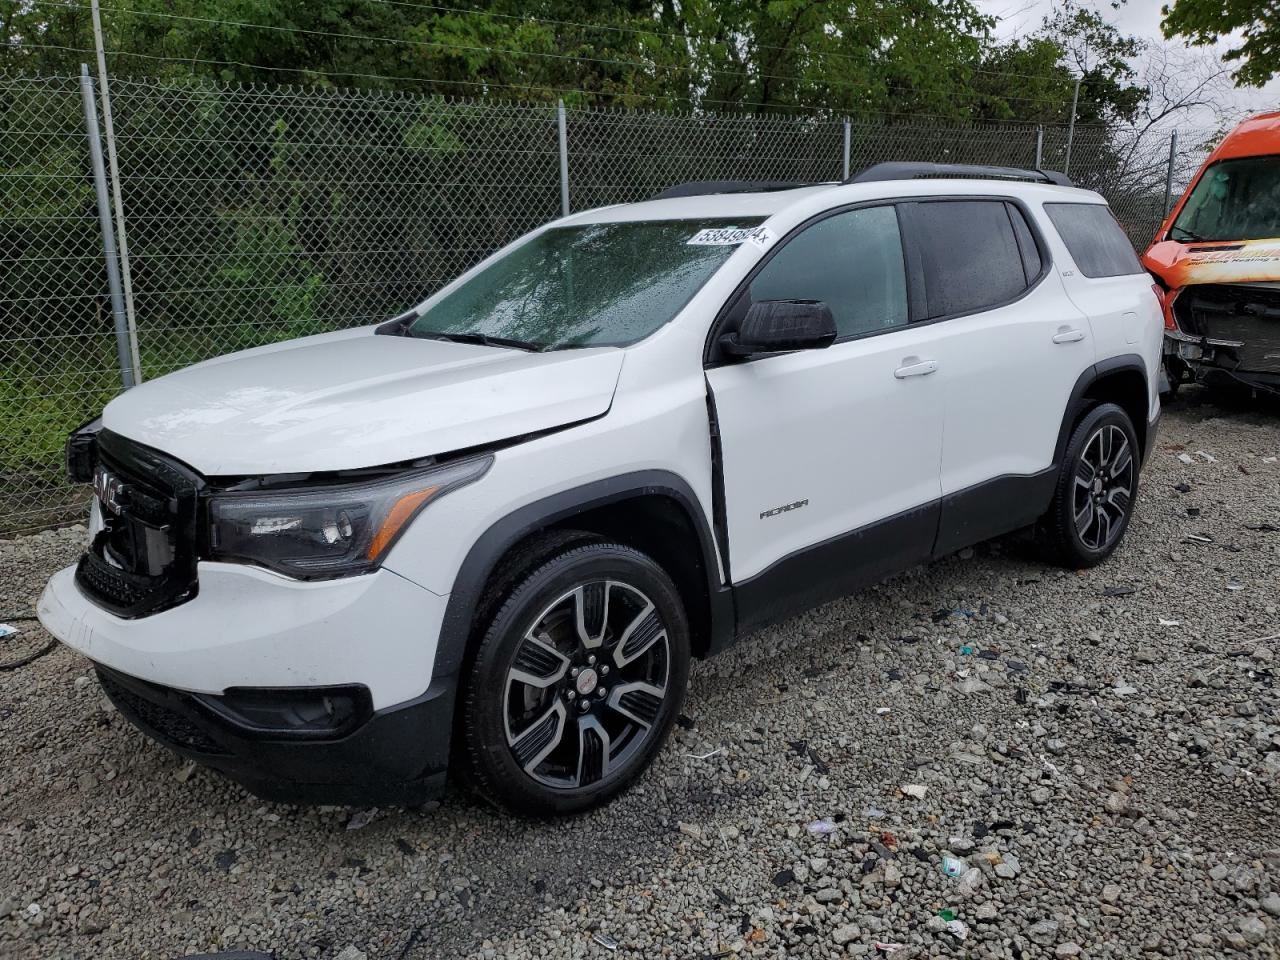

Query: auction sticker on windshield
left=687, top=226, right=771, bottom=246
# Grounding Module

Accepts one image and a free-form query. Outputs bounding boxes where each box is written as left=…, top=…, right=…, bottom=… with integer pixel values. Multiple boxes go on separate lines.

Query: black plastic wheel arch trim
left=431, top=470, right=734, bottom=683
left=1053, top=354, right=1151, bottom=470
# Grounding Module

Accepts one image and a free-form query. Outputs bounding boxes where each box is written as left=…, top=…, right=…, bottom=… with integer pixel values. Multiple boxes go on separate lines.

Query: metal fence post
left=557, top=99, right=570, bottom=217
left=842, top=118, right=851, bottom=180
left=1163, top=130, right=1180, bottom=217
left=80, top=64, right=135, bottom=389
left=1064, top=76, right=1081, bottom=176
left=91, top=0, right=142, bottom=382
left=1035, top=125, right=1043, bottom=169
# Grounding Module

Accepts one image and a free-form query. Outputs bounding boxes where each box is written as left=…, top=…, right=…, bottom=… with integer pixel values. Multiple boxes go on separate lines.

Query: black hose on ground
left=0, top=612, right=56, bottom=672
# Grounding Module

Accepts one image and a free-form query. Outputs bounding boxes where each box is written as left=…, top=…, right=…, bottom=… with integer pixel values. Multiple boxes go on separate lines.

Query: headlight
left=206, top=455, right=492, bottom=578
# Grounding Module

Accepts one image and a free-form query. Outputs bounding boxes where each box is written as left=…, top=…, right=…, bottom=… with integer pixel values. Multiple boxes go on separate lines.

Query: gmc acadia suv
left=38, top=163, right=1163, bottom=815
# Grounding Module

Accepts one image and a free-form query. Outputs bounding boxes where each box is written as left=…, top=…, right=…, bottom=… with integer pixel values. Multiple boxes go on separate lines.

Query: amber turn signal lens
left=367, top=485, right=439, bottom=561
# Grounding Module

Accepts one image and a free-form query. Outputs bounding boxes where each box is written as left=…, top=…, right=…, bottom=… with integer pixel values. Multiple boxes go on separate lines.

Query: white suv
left=39, top=164, right=1163, bottom=815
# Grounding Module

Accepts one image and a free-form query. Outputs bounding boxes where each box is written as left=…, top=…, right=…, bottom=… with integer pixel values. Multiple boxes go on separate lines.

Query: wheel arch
left=432, top=471, right=733, bottom=689
left=1054, top=355, right=1151, bottom=470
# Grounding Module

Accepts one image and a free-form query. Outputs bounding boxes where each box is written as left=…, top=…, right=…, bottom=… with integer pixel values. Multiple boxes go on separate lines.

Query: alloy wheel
left=503, top=580, right=670, bottom=789
left=1072, top=423, right=1134, bottom=551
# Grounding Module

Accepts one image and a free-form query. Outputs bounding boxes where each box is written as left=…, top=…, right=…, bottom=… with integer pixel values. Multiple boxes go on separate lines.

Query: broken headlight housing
left=206, top=455, right=492, bottom=579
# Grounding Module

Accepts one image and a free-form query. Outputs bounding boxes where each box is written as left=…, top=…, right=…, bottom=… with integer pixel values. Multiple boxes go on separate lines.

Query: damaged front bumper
left=96, top=663, right=453, bottom=805
left=1164, top=282, right=1280, bottom=390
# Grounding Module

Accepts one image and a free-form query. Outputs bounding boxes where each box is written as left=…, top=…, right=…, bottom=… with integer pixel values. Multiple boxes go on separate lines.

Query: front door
left=704, top=204, right=946, bottom=630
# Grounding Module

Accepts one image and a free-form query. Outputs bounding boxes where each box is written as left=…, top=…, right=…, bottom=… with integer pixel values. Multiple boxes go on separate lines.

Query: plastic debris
left=345, top=807, right=378, bottom=831
left=1195, top=450, right=1218, bottom=463
left=0, top=624, right=17, bottom=638
left=872, top=944, right=904, bottom=955
left=937, top=908, right=957, bottom=922
left=941, top=855, right=967, bottom=878
left=1176, top=452, right=1195, bottom=464
left=592, top=932, right=619, bottom=951
left=945, top=919, right=970, bottom=940
left=875, top=706, right=891, bottom=715
left=1185, top=533, right=1213, bottom=543
left=686, top=746, right=724, bottom=760
left=1227, top=582, right=1245, bottom=592
left=958, top=645, right=975, bottom=656
left=900, top=783, right=928, bottom=800
left=1159, top=618, right=1181, bottom=627
left=806, top=819, right=837, bottom=835
left=864, top=806, right=887, bottom=819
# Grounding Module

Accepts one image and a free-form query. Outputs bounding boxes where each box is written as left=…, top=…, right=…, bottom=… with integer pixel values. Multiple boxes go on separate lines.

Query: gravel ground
left=2, top=392, right=1279, bottom=960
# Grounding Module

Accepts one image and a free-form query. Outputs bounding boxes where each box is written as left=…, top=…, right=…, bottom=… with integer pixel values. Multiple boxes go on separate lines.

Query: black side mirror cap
left=720, top=299, right=837, bottom=358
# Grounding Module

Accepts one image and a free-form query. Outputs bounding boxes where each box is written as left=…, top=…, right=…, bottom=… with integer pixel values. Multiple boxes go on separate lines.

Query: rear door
left=704, top=203, right=945, bottom=628
left=897, top=197, right=1095, bottom=553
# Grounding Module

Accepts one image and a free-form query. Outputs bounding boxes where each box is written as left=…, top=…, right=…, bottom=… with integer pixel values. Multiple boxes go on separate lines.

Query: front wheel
left=1037, top=403, right=1140, bottom=568
left=459, top=540, right=690, bottom=815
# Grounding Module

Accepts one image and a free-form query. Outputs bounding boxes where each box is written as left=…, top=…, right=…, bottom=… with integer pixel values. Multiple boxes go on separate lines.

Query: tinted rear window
left=910, top=200, right=1029, bottom=318
left=1043, top=203, right=1143, bottom=278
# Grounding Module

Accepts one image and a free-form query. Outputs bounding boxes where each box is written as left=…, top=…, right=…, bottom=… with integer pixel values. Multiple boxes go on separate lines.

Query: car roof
left=564, top=178, right=1106, bottom=226
left=1209, top=111, right=1280, bottom=162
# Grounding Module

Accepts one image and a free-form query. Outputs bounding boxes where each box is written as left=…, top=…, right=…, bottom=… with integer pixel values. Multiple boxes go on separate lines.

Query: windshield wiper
left=410, top=331, right=543, bottom=352
left=1171, top=225, right=1209, bottom=242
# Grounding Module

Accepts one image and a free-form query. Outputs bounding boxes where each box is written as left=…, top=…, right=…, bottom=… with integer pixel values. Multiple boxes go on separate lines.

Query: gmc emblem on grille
left=93, top=467, right=128, bottom=515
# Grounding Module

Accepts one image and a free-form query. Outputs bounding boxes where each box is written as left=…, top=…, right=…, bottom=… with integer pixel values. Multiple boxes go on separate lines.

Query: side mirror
left=720, top=300, right=837, bottom=358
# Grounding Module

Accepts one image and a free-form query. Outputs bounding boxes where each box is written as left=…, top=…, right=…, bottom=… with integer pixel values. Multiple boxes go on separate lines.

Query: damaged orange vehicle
left=1144, top=112, right=1280, bottom=395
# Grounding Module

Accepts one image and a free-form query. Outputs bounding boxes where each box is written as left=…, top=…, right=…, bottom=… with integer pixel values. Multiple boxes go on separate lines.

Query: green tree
left=1162, top=0, right=1278, bottom=87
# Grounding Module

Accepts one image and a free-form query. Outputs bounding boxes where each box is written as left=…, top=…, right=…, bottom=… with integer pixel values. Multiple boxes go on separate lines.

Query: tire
left=459, top=540, right=690, bottom=816
left=1037, top=402, right=1140, bottom=568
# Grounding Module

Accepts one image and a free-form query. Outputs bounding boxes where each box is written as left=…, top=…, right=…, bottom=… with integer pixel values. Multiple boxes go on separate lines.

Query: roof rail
left=846, top=162, right=1073, bottom=188
left=649, top=179, right=817, bottom=200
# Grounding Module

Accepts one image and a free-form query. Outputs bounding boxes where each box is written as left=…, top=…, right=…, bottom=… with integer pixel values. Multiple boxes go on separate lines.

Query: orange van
left=1144, top=112, right=1280, bottom=394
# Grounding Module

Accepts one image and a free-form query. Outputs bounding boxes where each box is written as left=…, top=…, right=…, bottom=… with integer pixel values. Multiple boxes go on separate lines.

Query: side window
left=1007, top=202, right=1043, bottom=283
left=1043, top=202, right=1144, bottom=278
left=909, top=200, right=1030, bottom=319
left=745, top=205, right=908, bottom=338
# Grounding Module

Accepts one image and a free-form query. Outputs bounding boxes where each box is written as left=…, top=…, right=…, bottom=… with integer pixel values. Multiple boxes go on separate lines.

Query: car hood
left=1144, top=237, right=1280, bottom=288
left=103, top=328, right=624, bottom=474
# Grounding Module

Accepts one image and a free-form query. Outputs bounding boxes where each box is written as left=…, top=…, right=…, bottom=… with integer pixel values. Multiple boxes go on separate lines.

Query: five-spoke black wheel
left=1038, top=402, right=1140, bottom=567
left=461, top=538, right=689, bottom=815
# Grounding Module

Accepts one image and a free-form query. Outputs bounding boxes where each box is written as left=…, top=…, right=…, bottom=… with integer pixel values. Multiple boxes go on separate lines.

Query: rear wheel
left=1037, top=402, right=1139, bottom=568
left=460, top=540, right=690, bottom=815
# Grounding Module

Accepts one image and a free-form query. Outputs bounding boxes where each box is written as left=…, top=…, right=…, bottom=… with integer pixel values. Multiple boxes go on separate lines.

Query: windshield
left=404, top=218, right=765, bottom=350
left=1171, top=155, right=1280, bottom=242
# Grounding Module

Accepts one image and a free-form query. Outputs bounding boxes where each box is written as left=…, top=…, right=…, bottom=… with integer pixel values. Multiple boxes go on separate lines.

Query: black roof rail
left=649, top=179, right=818, bottom=200
left=846, top=162, right=1073, bottom=188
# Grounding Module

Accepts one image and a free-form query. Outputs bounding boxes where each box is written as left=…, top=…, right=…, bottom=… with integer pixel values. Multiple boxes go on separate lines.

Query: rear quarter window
left=1043, top=202, right=1143, bottom=279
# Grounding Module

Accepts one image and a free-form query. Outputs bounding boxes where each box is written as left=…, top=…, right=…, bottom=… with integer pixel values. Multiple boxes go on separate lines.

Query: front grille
left=74, top=430, right=203, bottom=618
left=1175, top=283, right=1280, bottom=374
left=98, top=670, right=227, bottom=755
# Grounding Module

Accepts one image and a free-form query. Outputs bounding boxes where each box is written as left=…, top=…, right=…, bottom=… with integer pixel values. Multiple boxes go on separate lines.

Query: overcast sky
left=971, top=0, right=1280, bottom=127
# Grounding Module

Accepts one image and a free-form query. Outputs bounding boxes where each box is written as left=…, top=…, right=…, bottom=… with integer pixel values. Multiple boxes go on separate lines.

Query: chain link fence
left=0, top=71, right=1220, bottom=535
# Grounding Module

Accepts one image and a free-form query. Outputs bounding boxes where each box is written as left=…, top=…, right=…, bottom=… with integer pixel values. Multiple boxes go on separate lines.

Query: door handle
left=894, top=359, right=938, bottom=379
left=1052, top=328, right=1085, bottom=344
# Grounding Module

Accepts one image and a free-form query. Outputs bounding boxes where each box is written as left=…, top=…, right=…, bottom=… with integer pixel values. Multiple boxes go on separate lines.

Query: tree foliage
left=1162, top=0, right=1279, bottom=87
left=2, top=0, right=1157, bottom=122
